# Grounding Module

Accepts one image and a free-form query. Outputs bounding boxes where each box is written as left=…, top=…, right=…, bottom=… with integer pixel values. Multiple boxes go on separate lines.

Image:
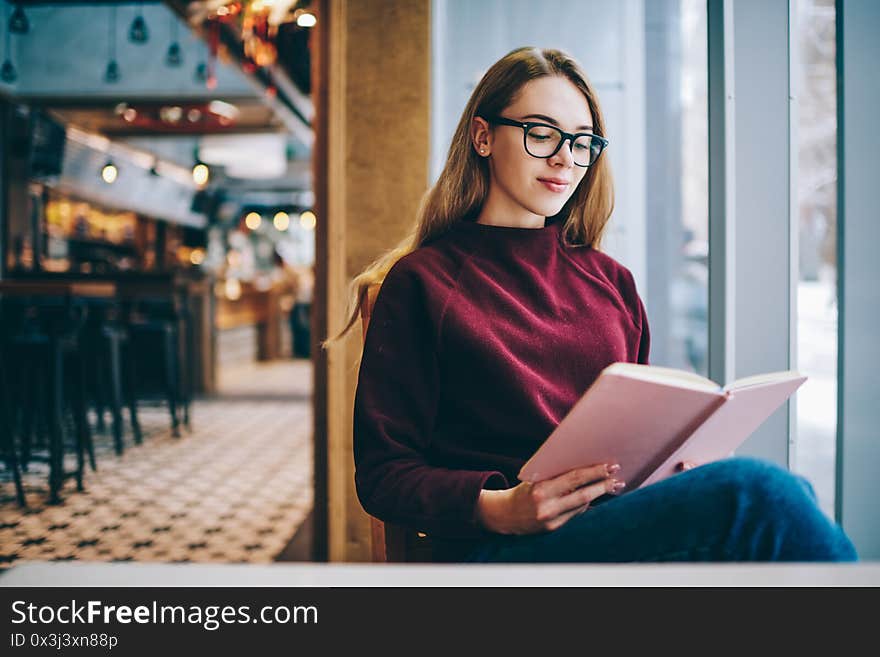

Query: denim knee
left=701, top=456, right=815, bottom=511
left=698, top=456, right=857, bottom=561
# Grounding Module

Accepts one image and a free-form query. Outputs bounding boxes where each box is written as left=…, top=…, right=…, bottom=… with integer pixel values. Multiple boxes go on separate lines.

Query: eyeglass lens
left=525, top=125, right=602, bottom=166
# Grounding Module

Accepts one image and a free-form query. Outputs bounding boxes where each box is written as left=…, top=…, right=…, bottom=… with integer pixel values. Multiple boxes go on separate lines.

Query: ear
left=471, top=116, right=492, bottom=156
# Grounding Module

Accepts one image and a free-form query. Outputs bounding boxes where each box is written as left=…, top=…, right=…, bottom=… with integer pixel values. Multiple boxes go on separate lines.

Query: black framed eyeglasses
left=484, top=116, right=609, bottom=167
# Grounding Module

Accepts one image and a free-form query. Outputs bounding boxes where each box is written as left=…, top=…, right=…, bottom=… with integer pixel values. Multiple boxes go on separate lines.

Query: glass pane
left=792, top=0, right=837, bottom=519
left=668, top=0, right=709, bottom=376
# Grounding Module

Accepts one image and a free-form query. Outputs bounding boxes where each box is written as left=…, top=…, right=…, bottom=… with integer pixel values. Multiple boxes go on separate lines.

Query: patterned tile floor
left=0, top=359, right=314, bottom=569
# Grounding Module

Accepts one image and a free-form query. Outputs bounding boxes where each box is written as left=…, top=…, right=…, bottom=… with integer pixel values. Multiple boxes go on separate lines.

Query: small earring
left=479, top=147, right=486, bottom=154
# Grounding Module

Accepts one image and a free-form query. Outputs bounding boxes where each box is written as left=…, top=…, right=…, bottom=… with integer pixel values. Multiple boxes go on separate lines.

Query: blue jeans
left=464, top=457, right=858, bottom=562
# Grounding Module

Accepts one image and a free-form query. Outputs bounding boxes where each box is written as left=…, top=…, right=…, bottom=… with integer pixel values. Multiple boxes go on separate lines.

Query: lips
left=537, top=178, right=571, bottom=193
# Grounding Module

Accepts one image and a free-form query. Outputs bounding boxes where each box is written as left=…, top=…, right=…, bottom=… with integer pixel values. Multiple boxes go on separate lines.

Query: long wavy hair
left=322, top=46, right=615, bottom=349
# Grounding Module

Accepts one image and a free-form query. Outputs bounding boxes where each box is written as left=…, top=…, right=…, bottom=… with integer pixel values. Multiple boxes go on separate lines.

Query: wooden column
left=0, top=99, right=8, bottom=278
left=313, top=0, right=431, bottom=562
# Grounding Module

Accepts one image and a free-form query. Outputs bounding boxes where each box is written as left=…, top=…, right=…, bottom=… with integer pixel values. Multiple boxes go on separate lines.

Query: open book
left=518, top=363, right=807, bottom=490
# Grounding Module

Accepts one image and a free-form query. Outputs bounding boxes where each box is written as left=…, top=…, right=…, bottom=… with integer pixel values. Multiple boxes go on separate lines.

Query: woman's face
left=473, top=75, right=594, bottom=222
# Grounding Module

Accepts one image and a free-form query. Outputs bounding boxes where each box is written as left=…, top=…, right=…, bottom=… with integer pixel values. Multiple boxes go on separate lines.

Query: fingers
left=547, top=501, right=592, bottom=530
left=541, top=463, right=618, bottom=499
left=540, top=476, right=624, bottom=526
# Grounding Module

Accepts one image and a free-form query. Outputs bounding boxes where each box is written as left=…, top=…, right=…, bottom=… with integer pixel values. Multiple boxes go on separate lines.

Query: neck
left=475, top=186, right=545, bottom=229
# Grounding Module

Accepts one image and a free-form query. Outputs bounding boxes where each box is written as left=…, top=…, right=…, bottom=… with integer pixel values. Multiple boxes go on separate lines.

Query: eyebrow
left=519, top=113, right=594, bottom=131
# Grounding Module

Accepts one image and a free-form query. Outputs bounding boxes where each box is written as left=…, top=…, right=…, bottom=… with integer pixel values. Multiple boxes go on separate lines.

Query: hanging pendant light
left=1, top=60, right=16, bottom=84
left=165, top=14, right=182, bottom=66
left=194, top=61, right=207, bottom=83
left=105, top=60, right=120, bottom=83
left=166, top=42, right=182, bottom=66
left=104, top=6, right=120, bottom=83
left=9, top=3, right=29, bottom=36
left=194, top=21, right=219, bottom=89
left=2, top=4, right=17, bottom=83
left=192, top=162, right=209, bottom=187
left=101, top=160, right=118, bottom=184
left=194, top=35, right=209, bottom=83
left=129, top=2, right=149, bottom=44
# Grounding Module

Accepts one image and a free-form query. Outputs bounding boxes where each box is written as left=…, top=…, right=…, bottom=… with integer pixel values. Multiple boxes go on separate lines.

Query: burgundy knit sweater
left=353, top=217, right=650, bottom=545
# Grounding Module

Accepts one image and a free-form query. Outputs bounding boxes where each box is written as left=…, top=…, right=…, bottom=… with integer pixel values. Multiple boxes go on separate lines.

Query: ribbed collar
left=452, top=217, right=563, bottom=242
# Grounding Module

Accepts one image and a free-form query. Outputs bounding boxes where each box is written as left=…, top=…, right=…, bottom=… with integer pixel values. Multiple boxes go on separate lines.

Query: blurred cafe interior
left=1, top=0, right=878, bottom=575
left=0, top=0, right=318, bottom=566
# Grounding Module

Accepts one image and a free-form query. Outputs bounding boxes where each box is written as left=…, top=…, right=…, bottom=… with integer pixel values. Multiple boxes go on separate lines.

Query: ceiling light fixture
left=104, top=60, right=120, bottom=83
left=194, top=39, right=215, bottom=89
left=160, top=105, right=184, bottom=123
left=166, top=14, right=182, bottom=66
left=273, top=212, right=290, bottom=231
left=192, top=162, right=210, bottom=187
left=207, top=100, right=239, bottom=121
left=0, top=59, right=16, bottom=84
left=101, top=160, right=118, bottom=184
left=166, top=42, right=182, bottom=67
left=2, top=4, right=18, bottom=83
left=245, top=212, right=262, bottom=231
left=296, top=12, right=317, bottom=28
left=128, top=2, right=149, bottom=44
left=9, top=3, right=29, bottom=36
left=104, top=6, right=120, bottom=83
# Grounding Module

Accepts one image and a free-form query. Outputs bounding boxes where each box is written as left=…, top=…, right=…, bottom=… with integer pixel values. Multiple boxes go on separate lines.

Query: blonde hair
left=321, top=46, right=614, bottom=349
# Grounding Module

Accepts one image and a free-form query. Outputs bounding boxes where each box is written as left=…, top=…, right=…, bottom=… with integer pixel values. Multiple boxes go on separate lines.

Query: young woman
left=326, top=47, right=857, bottom=563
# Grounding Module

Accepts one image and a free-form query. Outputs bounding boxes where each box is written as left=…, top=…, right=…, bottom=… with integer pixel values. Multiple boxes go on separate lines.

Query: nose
left=548, top=137, right=576, bottom=167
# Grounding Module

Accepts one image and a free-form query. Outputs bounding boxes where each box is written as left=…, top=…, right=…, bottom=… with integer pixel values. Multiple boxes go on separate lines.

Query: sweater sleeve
left=617, top=265, right=651, bottom=366
left=353, top=261, right=509, bottom=539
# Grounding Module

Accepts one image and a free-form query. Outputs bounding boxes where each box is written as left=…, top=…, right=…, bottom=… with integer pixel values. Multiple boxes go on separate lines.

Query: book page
left=603, top=362, right=721, bottom=393
left=724, top=370, right=804, bottom=392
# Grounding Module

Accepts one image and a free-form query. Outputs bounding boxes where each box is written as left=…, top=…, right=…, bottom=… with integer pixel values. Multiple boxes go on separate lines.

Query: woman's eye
left=527, top=127, right=555, bottom=140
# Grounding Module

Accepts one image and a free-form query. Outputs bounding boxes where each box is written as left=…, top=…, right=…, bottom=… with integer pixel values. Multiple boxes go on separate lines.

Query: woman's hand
left=476, top=463, right=625, bottom=535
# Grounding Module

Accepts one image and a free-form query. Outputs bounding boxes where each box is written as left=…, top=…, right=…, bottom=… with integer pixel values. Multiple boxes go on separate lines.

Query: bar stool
left=2, top=296, right=92, bottom=504
left=0, top=348, right=26, bottom=507
left=82, top=299, right=142, bottom=454
left=125, top=295, right=189, bottom=438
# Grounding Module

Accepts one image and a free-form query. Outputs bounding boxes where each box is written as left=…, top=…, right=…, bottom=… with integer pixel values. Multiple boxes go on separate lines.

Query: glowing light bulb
left=297, top=13, right=316, bottom=28
left=190, top=249, right=205, bottom=265
left=192, top=163, right=209, bottom=186
left=245, top=212, right=262, bottom=230
left=101, top=161, right=118, bottom=184
left=299, top=211, right=316, bottom=230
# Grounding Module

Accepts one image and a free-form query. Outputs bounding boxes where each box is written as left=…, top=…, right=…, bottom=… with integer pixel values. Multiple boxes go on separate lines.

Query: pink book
left=518, top=363, right=807, bottom=489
